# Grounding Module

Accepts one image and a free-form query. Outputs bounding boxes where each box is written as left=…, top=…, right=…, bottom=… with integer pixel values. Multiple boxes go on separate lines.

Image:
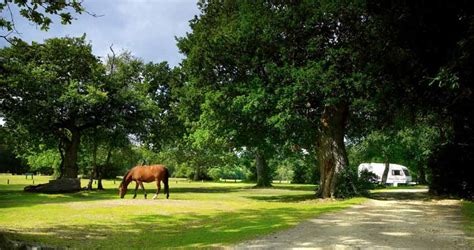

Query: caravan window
left=403, top=169, right=410, bottom=176
left=392, top=170, right=401, bottom=176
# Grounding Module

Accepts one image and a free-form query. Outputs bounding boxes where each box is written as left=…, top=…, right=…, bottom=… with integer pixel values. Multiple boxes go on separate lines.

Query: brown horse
left=119, top=165, right=169, bottom=199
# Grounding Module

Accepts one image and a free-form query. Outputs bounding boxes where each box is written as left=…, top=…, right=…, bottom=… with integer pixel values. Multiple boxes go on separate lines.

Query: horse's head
left=119, top=170, right=131, bottom=198
left=119, top=184, right=127, bottom=198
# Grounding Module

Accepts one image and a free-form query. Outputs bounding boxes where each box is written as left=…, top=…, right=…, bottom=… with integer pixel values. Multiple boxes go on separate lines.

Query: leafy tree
left=178, top=1, right=395, bottom=196
left=0, top=37, right=154, bottom=182
left=348, top=120, right=441, bottom=185
left=25, top=147, right=61, bottom=175
left=81, top=126, right=130, bottom=190
left=367, top=0, right=474, bottom=198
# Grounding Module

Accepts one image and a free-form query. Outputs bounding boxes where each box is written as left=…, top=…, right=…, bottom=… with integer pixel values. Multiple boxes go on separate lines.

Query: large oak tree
left=0, top=37, right=154, bottom=179
left=178, top=0, right=390, bottom=196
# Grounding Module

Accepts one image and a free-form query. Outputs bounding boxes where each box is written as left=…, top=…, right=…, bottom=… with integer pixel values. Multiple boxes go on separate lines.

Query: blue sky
left=0, top=0, right=200, bottom=67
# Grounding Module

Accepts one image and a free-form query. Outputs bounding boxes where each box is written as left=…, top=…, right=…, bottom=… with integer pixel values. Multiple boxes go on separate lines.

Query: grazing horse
left=119, top=165, right=169, bottom=199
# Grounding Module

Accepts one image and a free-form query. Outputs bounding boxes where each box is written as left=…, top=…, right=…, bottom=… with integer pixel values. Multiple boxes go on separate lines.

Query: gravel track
left=236, top=189, right=472, bottom=249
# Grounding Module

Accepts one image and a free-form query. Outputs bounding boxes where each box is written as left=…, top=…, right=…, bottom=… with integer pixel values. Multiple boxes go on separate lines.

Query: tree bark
left=255, top=150, right=272, bottom=187
left=316, top=104, right=349, bottom=198
left=60, top=128, right=81, bottom=179
left=381, top=159, right=390, bottom=185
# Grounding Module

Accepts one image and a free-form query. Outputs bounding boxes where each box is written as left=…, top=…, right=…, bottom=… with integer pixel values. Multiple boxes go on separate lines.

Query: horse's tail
left=164, top=167, right=170, bottom=199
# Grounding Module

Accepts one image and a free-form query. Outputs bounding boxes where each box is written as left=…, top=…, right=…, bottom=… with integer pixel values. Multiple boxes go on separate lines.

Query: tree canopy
left=0, top=37, right=156, bottom=179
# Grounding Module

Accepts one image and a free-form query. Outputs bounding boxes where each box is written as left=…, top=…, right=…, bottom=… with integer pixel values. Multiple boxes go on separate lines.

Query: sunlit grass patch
left=0, top=174, right=365, bottom=248
left=462, top=201, right=474, bottom=246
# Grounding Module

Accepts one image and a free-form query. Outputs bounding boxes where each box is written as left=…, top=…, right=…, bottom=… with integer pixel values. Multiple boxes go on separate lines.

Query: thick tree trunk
left=381, top=159, right=390, bottom=185
left=316, top=104, right=349, bottom=198
left=61, top=129, right=81, bottom=179
left=255, top=150, right=272, bottom=187
left=27, top=128, right=81, bottom=193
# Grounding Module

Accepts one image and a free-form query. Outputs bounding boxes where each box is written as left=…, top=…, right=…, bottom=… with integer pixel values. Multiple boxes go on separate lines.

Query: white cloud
left=0, top=0, right=200, bottom=66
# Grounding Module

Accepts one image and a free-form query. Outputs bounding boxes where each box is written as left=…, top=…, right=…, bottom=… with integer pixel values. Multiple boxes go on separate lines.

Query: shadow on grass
left=244, top=194, right=316, bottom=203
left=369, top=189, right=432, bottom=201
left=0, top=185, right=247, bottom=209
left=0, top=181, right=318, bottom=209
left=271, top=184, right=317, bottom=192
left=0, top=189, right=119, bottom=209
left=1, top=204, right=352, bottom=249
left=167, top=186, right=243, bottom=194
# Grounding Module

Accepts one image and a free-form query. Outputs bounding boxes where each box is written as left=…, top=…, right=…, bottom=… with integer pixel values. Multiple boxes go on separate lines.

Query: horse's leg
left=139, top=181, right=147, bottom=199
left=152, top=181, right=161, bottom=199
left=133, top=181, right=139, bottom=199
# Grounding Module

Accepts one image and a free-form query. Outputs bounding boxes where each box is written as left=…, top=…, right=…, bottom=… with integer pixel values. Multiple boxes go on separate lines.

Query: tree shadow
left=369, top=189, right=433, bottom=201
left=168, top=186, right=243, bottom=194
left=271, top=184, right=317, bottom=192
left=0, top=189, right=118, bottom=209
left=244, top=194, right=316, bottom=203
left=0, top=185, right=244, bottom=209
left=0, top=205, right=349, bottom=249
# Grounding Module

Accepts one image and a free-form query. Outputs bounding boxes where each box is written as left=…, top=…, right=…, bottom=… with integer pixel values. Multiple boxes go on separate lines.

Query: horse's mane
left=120, top=169, right=131, bottom=186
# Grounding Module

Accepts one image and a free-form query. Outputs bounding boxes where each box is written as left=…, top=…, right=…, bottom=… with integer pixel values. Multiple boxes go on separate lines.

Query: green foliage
left=348, top=119, right=441, bottom=184
left=0, top=0, right=84, bottom=40
left=0, top=38, right=161, bottom=178
left=25, top=148, right=60, bottom=175
left=273, top=165, right=294, bottom=183
left=358, top=169, right=379, bottom=190
left=368, top=1, right=474, bottom=197
left=334, top=167, right=377, bottom=198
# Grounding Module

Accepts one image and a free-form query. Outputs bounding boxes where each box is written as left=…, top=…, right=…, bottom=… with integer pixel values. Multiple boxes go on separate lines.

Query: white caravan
left=358, top=163, right=413, bottom=186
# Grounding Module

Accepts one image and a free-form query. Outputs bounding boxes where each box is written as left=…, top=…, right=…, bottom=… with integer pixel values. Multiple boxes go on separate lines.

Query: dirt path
left=236, top=189, right=471, bottom=249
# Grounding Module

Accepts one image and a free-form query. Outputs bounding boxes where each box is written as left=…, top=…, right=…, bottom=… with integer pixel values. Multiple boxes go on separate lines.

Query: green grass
left=462, top=201, right=474, bottom=246
left=0, top=174, right=365, bottom=248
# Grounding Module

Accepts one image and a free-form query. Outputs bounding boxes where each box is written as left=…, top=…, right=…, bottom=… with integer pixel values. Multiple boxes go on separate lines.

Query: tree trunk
left=98, top=147, right=112, bottom=190
left=381, top=159, right=390, bottom=185
left=316, top=104, right=349, bottom=198
left=87, top=175, right=94, bottom=190
left=87, top=137, right=98, bottom=190
left=255, top=150, right=272, bottom=187
left=97, top=172, right=104, bottom=190
left=418, top=164, right=427, bottom=185
left=193, top=165, right=201, bottom=181
left=61, top=129, right=81, bottom=179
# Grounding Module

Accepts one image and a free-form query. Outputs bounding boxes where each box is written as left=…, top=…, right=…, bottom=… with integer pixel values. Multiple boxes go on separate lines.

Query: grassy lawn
left=462, top=201, right=474, bottom=246
left=0, top=174, right=365, bottom=248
